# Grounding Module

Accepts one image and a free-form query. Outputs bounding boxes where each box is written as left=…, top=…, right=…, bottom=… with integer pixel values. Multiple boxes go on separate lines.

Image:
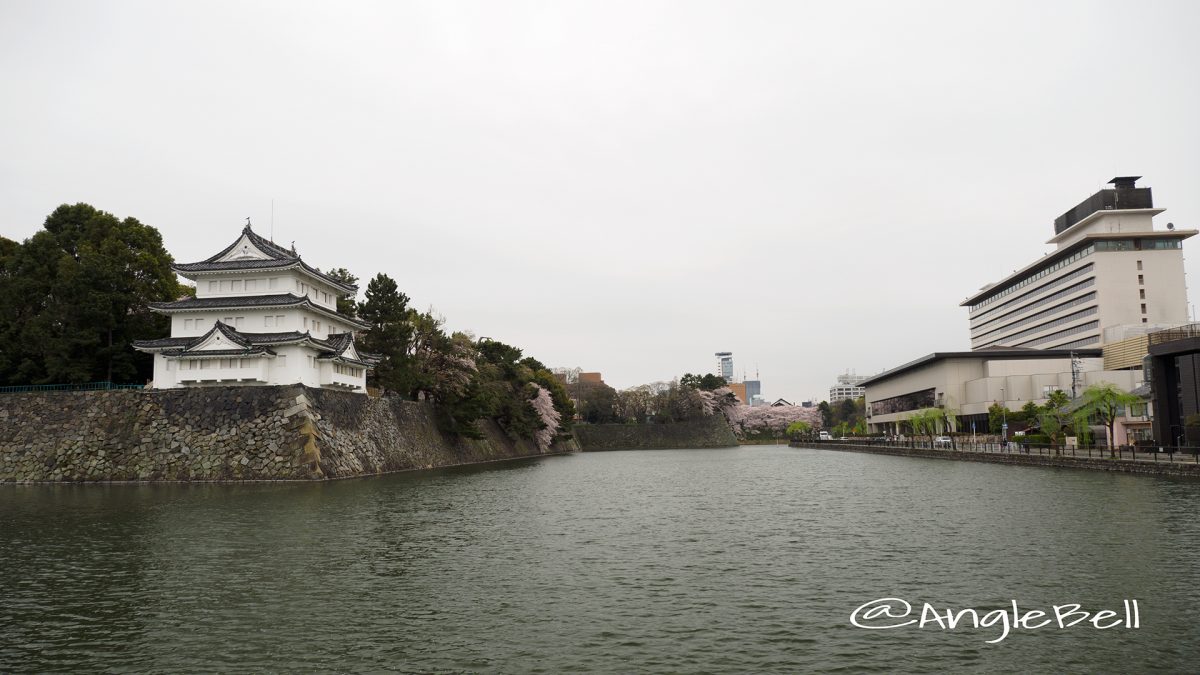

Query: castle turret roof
left=171, top=224, right=358, bottom=295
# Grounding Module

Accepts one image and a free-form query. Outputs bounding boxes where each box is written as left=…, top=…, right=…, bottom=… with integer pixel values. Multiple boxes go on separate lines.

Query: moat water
left=3, top=446, right=1199, bottom=672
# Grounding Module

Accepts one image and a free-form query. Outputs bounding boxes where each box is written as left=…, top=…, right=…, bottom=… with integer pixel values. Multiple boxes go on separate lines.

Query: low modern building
left=861, top=348, right=1138, bottom=435
left=133, top=224, right=379, bottom=392
left=962, top=177, right=1194, bottom=351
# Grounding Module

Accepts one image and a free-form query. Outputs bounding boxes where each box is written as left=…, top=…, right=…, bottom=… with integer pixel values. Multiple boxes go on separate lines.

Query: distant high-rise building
left=744, top=379, right=761, bottom=402
left=715, top=352, right=734, bottom=383
left=829, top=371, right=869, bottom=403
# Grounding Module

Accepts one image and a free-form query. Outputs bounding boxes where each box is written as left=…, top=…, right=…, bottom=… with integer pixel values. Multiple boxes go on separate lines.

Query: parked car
left=818, top=431, right=833, bottom=441
left=934, top=436, right=953, bottom=447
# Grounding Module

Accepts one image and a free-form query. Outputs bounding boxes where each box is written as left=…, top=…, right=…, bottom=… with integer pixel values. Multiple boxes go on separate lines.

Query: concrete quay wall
left=792, top=442, right=1200, bottom=478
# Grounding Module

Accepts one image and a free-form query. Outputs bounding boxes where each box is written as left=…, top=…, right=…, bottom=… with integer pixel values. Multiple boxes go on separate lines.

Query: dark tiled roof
left=134, top=321, right=377, bottom=369
left=314, top=332, right=383, bottom=367
left=146, top=294, right=369, bottom=329
left=149, top=293, right=309, bottom=310
left=204, top=225, right=296, bottom=263
left=172, top=225, right=358, bottom=294
left=241, top=331, right=311, bottom=345
left=131, top=336, right=195, bottom=349
left=160, top=347, right=276, bottom=357
left=174, top=259, right=299, bottom=272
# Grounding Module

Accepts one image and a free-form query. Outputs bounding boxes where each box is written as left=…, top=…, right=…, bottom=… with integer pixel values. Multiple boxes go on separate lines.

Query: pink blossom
left=530, top=384, right=561, bottom=451
left=726, top=404, right=821, bottom=438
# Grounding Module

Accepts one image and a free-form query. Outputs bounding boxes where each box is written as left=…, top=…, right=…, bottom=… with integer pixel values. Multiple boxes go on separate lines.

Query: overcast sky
left=2, top=0, right=1198, bottom=402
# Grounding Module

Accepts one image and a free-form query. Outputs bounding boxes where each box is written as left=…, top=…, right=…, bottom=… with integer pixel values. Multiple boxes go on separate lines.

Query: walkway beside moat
left=789, top=440, right=1200, bottom=478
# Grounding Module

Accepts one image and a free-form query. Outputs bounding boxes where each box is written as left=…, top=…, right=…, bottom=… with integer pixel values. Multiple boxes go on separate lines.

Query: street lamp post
left=1000, top=387, right=1008, bottom=448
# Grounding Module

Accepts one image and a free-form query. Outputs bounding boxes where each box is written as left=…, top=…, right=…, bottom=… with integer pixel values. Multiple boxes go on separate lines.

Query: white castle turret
left=133, top=223, right=379, bottom=392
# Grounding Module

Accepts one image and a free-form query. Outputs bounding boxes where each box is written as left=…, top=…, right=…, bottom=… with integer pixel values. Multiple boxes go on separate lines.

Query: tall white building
left=133, top=224, right=379, bottom=392
left=962, top=177, right=1194, bottom=351
left=715, top=351, right=734, bottom=383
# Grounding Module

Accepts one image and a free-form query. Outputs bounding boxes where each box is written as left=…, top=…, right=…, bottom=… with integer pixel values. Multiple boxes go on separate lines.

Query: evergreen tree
left=324, top=267, right=359, bottom=317
left=0, top=204, right=180, bottom=385
left=357, top=273, right=414, bottom=394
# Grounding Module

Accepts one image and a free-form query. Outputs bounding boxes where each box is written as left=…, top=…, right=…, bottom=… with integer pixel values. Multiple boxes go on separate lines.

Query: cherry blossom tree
left=529, top=384, right=561, bottom=451
left=726, top=404, right=822, bottom=439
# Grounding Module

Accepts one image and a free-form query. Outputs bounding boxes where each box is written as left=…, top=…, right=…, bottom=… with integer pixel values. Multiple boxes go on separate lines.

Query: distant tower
left=715, top=351, right=734, bottom=383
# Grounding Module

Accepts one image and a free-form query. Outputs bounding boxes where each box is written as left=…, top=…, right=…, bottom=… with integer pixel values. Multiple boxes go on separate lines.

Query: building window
left=235, top=317, right=244, bottom=328
left=1141, top=303, right=1147, bottom=314
left=1095, top=240, right=1134, bottom=251
left=231, top=280, right=243, bottom=292
left=1138, top=274, right=1144, bottom=285
left=1143, top=318, right=1148, bottom=323
left=276, top=314, right=285, bottom=326
left=1137, top=260, right=1143, bottom=271
left=277, top=355, right=287, bottom=368
left=265, top=316, right=274, bottom=327
left=246, top=279, right=257, bottom=291
left=1143, top=240, right=1181, bottom=250
left=208, top=281, right=218, bottom=293
left=184, top=318, right=194, bottom=330
left=1139, top=289, right=1146, bottom=299
left=968, top=246, right=1095, bottom=312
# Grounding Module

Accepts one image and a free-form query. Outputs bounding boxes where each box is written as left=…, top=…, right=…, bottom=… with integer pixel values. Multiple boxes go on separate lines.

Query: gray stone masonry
left=575, top=415, right=739, bottom=451
left=0, top=385, right=577, bottom=482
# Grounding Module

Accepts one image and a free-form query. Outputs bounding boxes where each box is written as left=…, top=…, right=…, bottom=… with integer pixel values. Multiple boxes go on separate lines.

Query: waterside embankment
left=792, top=441, right=1200, bottom=478
left=0, top=385, right=577, bottom=482
left=575, top=415, right=738, bottom=451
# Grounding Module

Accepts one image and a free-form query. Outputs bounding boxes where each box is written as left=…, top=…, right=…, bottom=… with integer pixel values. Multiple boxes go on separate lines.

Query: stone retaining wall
left=791, top=442, right=1200, bottom=478
left=574, top=415, right=739, bottom=451
left=0, top=385, right=577, bottom=482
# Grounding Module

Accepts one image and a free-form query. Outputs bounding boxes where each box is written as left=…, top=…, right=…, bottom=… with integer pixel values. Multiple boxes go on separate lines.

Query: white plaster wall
left=191, top=270, right=343, bottom=312
left=193, top=272, right=301, bottom=299
left=1093, top=249, right=1189, bottom=340
left=168, top=307, right=352, bottom=339
left=985, top=357, right=1073, bottom=377
left=1054, top=212, right=1156, bottom=249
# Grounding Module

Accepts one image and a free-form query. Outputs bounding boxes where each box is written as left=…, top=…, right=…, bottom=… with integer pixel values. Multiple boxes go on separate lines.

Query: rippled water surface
left=3, top=446, right=1200, bottom=672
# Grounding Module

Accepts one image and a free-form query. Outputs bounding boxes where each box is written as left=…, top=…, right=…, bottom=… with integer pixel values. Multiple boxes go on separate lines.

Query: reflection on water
left=2, top=447, right=1199, bottom=672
